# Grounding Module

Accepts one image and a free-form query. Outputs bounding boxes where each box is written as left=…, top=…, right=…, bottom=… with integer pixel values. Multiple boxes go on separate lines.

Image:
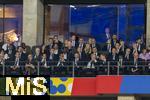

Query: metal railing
left=0, top=61, right=150, bottom=76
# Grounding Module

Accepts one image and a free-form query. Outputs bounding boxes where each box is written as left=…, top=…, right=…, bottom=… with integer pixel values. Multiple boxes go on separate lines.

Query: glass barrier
left=1, top=61, right=150, bottom=76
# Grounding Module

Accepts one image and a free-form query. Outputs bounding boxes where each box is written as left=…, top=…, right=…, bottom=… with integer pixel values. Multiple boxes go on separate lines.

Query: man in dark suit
left=111, top=35, right=119, bottom=48
left=108, top=48, right=119, bottom=63
left=40, top=53, right=50, bottom=75
left=91, top=38, right=101, bottom=51
left=17, top=46, right=28, bottom=61
left=73, top=52, right=86, bottom=77
left=92, top=47, right=99, bottom=59
left=97, top=54, right=108, bottom=75
left=53, top=35, right=63, bottom=50
left=76, top=47, right=84, bottom=61
left=83, top=53, right=98, bottom=76
left=131, top=43, right=138, bottom=54
left=78, top=37, right=85, bottom=51
left=108, top=48, right=119, bottom=75
left=128, top=52, right=143, bottom=75
left=87, top=54, right=98, bottom=69
left=8, top=52, right=24, bottom=75
left=67, top=40, right=75, bottom=61
left=25, top=54, right=37, bottom=75
left=70, top=35, right=78, bottom=48
left=115, top=43, right=121, bottom=55
left=123, top=48, right=133, bottom=64
left=47, top=48, right=59, bottom=62
left=119, top=40, right=127, bottom=54
left=136, top=38, right=145, bottom=53
left=53, top=43, right=60, bottom=61
left=33, top=47, right=42, bottom=62
left=44, top=38, right=54, bottom=55
left=5, top=43, right=16, bottom=61
left=102, top=39, right=112, bottom=53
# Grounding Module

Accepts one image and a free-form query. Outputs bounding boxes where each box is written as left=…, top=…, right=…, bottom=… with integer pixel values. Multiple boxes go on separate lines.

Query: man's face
left=88, top=38, right=92, bottom=44
left=126, top=49, right=131, bottom=54
left=15, top=52, right=20, bottom=58
left=92, top=39, right=96, bottom=44
left=91, top=54, right=96, bottom=61
left=112, top=35, right=117, bottom=40
left=120, top=41, right=124, bottom=45
left=115, top=43, right=120, bottom=49
left=100, top=55, right=105, bottom=60
left=54, top=36, right=58, bottom=43
left=28, top=55, right=32, bottom=60
left=18, top=47, right=23, bottom=52
left=85, top=44, right=90, bottom=49
left=65, top=40, right=68, bottom=44
left=77, top=47, right=82, bottom=52
left=49, top=39, right=53, bottom=44
left=79, top=38, right=83, bottom=44
left=75, top=53, right=79, bottom=58
left=105, top=28, right=110, bottom=33
left=72, top=35, right=76, bottom=41
left=93, top=48, right=97, bottom=53
left=137, top=39, right=142, bottom=44
left=67, top=41, right=72, bottom=47
left=35, top=48, right=40, bottom=54
left=112, top=48, right=116, bottom=54
left=60, top=54, right=64, bottom=60
left=133, top=43, right=137, bottom=48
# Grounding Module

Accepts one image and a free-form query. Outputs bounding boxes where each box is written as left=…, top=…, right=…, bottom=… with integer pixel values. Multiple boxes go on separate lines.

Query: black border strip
left=0, top=0, right=23, bottom=4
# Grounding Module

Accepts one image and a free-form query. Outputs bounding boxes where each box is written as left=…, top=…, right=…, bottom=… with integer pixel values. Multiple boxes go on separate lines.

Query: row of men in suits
left=0, top=40, right=147, bottom=63
left=0, top=34, right=146, bottom=62
left=0, top=49, right=149, bottom=75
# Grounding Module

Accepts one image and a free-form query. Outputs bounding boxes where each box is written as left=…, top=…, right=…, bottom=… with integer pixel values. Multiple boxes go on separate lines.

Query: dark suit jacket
left=111, top=39, right=119, bottom=47
left=25, top=60, right=37, bottom=67
left=5, top=44, right=16, bottom=60
left=98, top=60, right=108, bottom=66
left=57, top=60, right=67, bottom=67
left=40, top=59, right=50, bottom=66
left=33, top=54, right=42, bottom=62
left=108, top=53, right=119, bottom=65
left=44, top=44, right=53, bottom=55
left=82, top=51, right=91, bottom=61
left=123, top=54, right=133, bottom=65
left=6, top=58, right=25, bottom=67
left=20, top=52, right=28, bottom=61
left=47, top=53, right=59, bottom=62
left=67, top=48, right=76, bottom=61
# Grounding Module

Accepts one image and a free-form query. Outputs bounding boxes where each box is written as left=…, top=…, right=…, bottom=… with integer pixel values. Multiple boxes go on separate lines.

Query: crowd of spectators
left=0, top=29, right=149, bottom=76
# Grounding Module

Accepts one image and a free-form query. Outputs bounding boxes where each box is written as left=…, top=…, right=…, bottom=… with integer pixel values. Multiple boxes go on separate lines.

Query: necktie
left=79, top=53, right=81, bottom=58
left=50, top=54, right=53, bottom=60
left=15, top=59, right=19, bottom=66
left=79, top=44, right=82, bottom=48
left=113, top=54, right=115, bottom=60
left=44, top=60, right=47, bottom=67
left=126, top=54, right=129, bottom=60
left=72, top=41, right=75, bottom=47
left=138, top=45, right=141, bottom=51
